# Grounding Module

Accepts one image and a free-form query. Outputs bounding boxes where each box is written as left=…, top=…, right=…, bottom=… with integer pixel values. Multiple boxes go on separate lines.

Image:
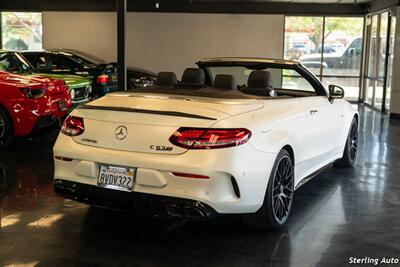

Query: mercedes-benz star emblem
left=115, top=125, right=128, bottom=140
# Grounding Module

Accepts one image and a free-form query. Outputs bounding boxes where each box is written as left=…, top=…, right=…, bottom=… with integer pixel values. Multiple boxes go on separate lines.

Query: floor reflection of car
left=0, top=71, right=71, bottom=147
left=300, top=37, right=362, bottom=69
left=53, top=57, right=359, bottom=230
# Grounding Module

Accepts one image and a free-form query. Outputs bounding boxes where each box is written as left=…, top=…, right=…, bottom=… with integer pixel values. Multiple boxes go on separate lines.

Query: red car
left=0, top=71, right=72, bottom=147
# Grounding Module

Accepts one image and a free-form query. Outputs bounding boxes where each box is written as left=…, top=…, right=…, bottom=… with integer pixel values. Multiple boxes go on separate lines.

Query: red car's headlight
left=169, top=127, right=252, bottom=149
left=61, top=116, right=85, bottom=136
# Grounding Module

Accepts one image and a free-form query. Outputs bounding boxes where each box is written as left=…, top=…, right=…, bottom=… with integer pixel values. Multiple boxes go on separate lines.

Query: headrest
left=181, top=68, right=205, bottom=84
left=156, top=72, right=177, bottom=86
left=214, top=74, right=236, bottom=90
left=247, top=70, right=273, bottom=89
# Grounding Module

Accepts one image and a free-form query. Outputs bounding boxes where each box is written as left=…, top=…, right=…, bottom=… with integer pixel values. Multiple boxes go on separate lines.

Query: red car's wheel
left=0, top=108, right=14, bottom=147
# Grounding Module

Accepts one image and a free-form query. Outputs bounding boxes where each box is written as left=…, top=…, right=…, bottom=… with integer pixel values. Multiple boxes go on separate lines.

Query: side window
left=36, top=54, right=69, bottom=70
left=0, top=53, right=25, bottom=73
left=281, top=69, right=316, bottom=93
left=22, top=54, right=36, bottom=66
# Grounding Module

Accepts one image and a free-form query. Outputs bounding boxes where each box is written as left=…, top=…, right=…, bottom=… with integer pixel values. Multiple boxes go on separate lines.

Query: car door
left=301, top=96, right=343, bottom=168
left=281, top=68, right=343, bottom=174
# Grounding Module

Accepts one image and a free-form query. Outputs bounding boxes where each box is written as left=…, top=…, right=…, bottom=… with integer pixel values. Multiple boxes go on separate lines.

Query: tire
left=334, top=117, right=358, bottom=168
left=0, top=108, right=14, bottom=148
left=242, top=149, right=294, bottom=230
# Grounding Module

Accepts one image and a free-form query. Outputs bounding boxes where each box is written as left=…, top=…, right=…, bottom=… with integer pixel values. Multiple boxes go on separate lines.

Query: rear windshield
left=60, top=52, right=105, bottom=66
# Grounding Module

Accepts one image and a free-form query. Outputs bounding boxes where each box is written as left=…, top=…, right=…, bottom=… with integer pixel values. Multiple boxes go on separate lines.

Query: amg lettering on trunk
left=150, top=145, right=173, bottom=151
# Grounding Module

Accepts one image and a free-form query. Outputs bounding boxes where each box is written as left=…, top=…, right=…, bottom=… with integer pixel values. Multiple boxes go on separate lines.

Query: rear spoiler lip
left=77, top=105, right=217, bottom=121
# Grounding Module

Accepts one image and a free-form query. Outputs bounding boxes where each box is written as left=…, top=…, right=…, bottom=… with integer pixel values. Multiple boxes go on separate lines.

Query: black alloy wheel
left=349, top=121, right=358, bottom=162
left=271, top=155, right=294, bottom=225
left=0, top=115, right=4, bottom=138
left=334, top=117, right=358, bottom=168
left=242, top=149, right=294, bottom=230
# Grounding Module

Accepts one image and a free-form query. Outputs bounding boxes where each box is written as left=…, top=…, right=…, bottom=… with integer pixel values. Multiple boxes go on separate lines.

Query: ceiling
left=155, top=0, right=373, bottom=2
left=257, top=0, right=373, bottom=3
left=0, top=0, right=396, bottom=14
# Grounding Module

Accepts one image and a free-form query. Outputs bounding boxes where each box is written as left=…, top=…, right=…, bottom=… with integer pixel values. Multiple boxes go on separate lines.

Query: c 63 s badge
left=150, top=145, right=173, bottom=151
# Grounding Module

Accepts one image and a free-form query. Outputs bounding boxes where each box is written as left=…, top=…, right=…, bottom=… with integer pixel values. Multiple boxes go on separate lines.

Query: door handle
left=310, top=109, right=318, bottom=115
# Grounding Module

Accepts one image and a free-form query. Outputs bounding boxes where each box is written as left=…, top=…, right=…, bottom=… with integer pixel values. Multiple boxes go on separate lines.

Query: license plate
left=98, top=165, right=136, bottom=192
left=58, top=100, right=67, bottom=111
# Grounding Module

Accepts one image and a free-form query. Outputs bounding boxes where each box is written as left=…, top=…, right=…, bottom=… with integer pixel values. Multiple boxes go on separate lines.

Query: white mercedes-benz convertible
left=53, top=58, right=358, bottom=229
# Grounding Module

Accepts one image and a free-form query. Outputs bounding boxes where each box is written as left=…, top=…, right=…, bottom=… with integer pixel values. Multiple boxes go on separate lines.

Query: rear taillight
left=19, top=88, right=45, bottom=99
left=96, top=74, right=109, bottom=84
left=61, top=116, right=84, bottom=136
left=169, top=127, right=252, bottom=149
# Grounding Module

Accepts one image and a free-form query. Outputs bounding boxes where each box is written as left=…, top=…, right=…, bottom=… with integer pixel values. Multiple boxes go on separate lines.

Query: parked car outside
left=0, top=50, right=91, bottom=104
left=0, top=71, right=72, bottom=147
left=300, top=37, right=362, bottom=70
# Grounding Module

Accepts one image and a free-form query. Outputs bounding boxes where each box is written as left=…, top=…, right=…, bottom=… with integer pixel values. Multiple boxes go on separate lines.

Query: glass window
left=284, top=16, right=364, bottom=101
left=386, top=16, right=396, bottom=111
left=1, top=12, right=43, bottom=51
left=59, top=51, right=105, bottom=66
left=207, top=66, right=316, bottom=93
left=0, top=52, right=32, bottom=73
left=284, top=17, right=323, bottom=77
left=368, top=15, right=378, bottom=78
left=322, top=17, right=364, bottom=77
left=378, top=13, right=388, bottom=80
left=36, top=54, right=68, bottom=70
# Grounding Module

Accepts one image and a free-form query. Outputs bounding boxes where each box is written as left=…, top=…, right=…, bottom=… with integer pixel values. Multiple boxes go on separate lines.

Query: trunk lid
left=71, top=92, right=263, bottom=154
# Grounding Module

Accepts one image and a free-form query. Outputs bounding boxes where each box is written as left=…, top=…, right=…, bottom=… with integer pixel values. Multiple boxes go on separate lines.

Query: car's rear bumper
left=53, top=134, right=278, bottom=215
left=54, top=179, right=218, bottom=219
left=11, top=98, right=70, bottom=137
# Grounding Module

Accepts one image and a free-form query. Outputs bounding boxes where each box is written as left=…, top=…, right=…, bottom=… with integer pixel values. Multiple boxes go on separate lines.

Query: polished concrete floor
left=0, top=106, right=400, bottom=267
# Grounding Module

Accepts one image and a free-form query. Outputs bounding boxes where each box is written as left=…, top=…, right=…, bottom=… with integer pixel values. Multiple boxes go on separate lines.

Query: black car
left=22, top=49, right=156, bottom=97
left=127, top=66, right=156, bottom=90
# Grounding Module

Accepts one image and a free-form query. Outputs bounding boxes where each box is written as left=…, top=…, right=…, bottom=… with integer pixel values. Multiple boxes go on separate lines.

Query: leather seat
left=241, top=70, right=277, bottom=97
left=214, top=74, right=236, bottom=90
left=156, top=72, right=178, bottom=86
left=180, top=68, right=205, bottom=85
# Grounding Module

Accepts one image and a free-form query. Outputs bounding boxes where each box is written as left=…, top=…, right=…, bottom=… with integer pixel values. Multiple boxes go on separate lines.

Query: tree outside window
left=1, top=12, right=43, bottom=51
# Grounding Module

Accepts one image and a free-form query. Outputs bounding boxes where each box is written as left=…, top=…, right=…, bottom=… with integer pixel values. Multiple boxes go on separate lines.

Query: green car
left=0, top=50, right=92, bottom=104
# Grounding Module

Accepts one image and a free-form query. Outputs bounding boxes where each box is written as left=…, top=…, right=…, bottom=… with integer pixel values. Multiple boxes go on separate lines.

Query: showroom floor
left=0, top=106, right=399, bottom=267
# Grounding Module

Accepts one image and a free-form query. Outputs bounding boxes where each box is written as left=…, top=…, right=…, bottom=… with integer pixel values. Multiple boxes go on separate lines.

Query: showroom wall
left=43, top=12, right=284, bottom=76
left=43, top=12, right=117, bottom=62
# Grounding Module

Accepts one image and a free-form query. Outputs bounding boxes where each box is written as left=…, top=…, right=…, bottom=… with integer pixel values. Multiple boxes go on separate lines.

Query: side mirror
left=348, top=48, right=355, bottom=56
left=328, top=84, right=345, bottom=102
